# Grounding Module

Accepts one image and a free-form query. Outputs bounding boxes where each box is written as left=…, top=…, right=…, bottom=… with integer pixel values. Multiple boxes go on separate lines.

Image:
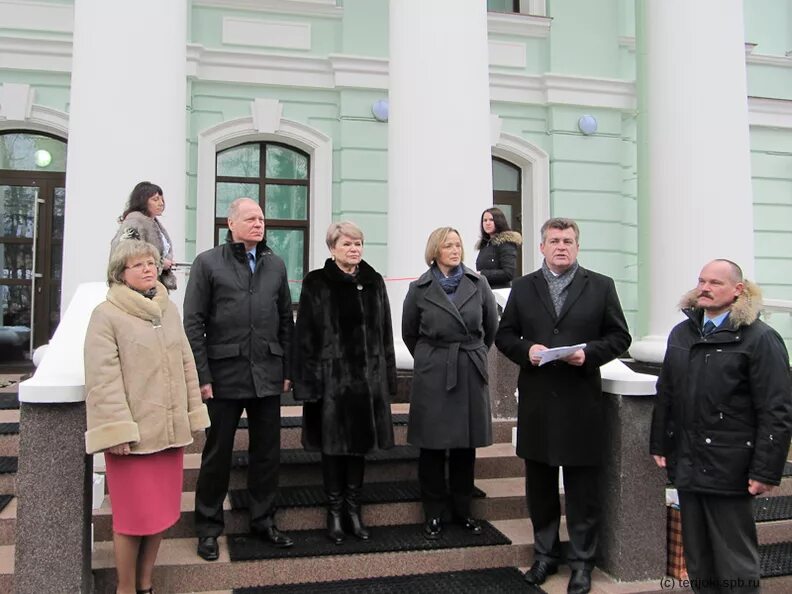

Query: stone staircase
left=2, top=373, right=792, bottom=592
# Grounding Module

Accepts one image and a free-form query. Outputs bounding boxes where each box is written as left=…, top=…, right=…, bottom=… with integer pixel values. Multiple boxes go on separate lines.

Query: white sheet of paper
left=538, top=343, right=587, bottom=366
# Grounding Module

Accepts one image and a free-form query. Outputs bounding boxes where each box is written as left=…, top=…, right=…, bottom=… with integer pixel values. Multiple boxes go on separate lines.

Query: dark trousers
left=678, top=491, right=760, bottom=594
left=195, top=396, right=281, bottom=537
left=418, top=448, right=476, bottom=519
left=524, top=459, right=600, bottom=570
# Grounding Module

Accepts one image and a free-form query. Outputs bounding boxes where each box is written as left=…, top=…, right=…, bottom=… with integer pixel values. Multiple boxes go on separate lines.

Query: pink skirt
left=104, top=447, right=184, bottom=536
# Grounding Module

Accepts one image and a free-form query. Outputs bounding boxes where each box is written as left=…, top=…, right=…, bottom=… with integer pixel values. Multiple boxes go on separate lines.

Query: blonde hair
left=424, top=227, right=464, bottom=266
left=107, top=241, right=161, bottom=286
left=326, top=221, right=364, bottom=250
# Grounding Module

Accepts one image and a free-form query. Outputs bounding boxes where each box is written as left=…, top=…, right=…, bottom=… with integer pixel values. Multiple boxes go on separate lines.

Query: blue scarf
left=432, top=265, right=464, bottom=298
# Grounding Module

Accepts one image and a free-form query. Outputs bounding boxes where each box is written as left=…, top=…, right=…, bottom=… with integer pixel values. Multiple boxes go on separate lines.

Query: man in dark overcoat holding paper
left=495, top=218, right=630, bottom=594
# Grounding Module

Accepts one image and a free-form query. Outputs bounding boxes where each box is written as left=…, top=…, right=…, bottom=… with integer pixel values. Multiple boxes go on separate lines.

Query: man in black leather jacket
left=651, top=259, right=792, bottom=593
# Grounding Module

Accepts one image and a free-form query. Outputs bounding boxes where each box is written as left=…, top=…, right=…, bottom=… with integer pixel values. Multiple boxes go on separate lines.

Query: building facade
left=1, top=0, right=791, bottom=365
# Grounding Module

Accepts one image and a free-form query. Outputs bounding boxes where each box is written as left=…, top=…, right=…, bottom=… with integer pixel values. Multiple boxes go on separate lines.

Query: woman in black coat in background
left=475, top=207, right=523, bottom=289
left=292, top=221, right=396, bottom=544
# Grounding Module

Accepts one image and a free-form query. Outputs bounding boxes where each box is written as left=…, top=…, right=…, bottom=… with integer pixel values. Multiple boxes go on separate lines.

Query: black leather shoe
left=423, top=517, right=442, bottom=540
left=523, top=560, right=558, bottom=585
left=459, top=517, right=482, bottom=535
left=255, top=525, right=294, bottom=548
left=197, top=536, right=219, bottom=561
left=567, top=568, right=591, bottom=594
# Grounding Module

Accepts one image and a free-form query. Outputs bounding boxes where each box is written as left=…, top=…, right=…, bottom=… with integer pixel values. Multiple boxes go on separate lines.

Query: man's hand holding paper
left=537, top=343, right=587, bottom=366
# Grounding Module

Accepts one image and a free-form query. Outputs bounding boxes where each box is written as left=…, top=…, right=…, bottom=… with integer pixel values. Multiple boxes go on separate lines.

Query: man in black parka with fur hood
left=651, top=259, right=792, bottom=593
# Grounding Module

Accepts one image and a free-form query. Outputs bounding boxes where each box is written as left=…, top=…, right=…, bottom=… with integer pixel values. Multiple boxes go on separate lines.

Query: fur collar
left=679, top=279, right=763, bottom=328
left=323, top=258, right=380, bottom=285
left=107, top=282, right=169, bottom=323
left=476, top=230, right=523, bottom=250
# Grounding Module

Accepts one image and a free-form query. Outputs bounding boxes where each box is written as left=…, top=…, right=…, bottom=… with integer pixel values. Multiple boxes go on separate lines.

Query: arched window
left=0, top=131, right=67, bottom=364
left=215, top=142, right=309, bottom=302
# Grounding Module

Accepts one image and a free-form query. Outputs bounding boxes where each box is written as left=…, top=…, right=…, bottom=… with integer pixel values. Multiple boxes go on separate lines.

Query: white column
left=61, top=0, right=186, bottom=311
left=630, top=0, right=754, bottom=363
left=387, top=0, right=493, bottom=281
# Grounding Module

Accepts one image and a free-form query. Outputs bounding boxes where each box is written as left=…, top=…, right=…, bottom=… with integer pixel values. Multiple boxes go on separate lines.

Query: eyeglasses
left=126, top=260, right=158, bottom=271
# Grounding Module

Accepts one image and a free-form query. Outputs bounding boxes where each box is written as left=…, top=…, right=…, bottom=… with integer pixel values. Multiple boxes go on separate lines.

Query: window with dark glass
left=215, top=142, right=309, bottom=302
left=487, top=0, right=520, bottom=13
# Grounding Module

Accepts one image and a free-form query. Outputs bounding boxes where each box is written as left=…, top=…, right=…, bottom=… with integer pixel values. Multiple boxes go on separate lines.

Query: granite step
left=90, top=518, right=536, bottom=594
left=185, top=404, right=516, bottom=454
left=180, top=442, right=523, bottom=491
left=88, top=477, right=527, bottom=542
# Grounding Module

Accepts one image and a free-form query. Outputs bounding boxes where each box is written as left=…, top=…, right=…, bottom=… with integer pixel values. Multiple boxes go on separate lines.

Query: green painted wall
left=751, top=126, right=792, bottom=349
left=546, top=0, right=622, bottom=78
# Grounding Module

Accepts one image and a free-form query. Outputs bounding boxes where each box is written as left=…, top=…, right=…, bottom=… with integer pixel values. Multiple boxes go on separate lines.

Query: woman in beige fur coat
left=85, top=240, right=209, bottom=594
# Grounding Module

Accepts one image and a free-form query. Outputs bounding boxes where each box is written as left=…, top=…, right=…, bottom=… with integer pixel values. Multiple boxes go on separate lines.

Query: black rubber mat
left=229, top=481, right=486, bottom=510
left=234, top=567, right=543, bottom=593
left=0, top=423, right=19, bottom=435
left=0, top=457, right=16, bottom=474
left=0, top=494, right=11, bottom=513
left=239, top=413, right=410, bottom=430
left=754, top=495, right=792, bottom=522
left=232, top=445, right=419, bottom=469
left=227, top=520, right=511, bottom=562
left=760, top=541, right=792, bottom=577
left=0, top=393, right=19, bottom=410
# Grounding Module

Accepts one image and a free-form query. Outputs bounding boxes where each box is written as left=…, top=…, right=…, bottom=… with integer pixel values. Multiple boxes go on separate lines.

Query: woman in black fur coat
left=475, top=207, right=523, bottom=289
left=292, top=221, right=396, bottom=544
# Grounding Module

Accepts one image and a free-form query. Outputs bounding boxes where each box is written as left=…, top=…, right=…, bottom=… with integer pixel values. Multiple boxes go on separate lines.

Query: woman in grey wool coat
left=402, top=226, right=498, bottom=540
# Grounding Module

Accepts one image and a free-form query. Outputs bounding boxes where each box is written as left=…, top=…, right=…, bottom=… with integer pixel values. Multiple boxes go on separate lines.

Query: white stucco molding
left=489, top=40, right=528, bottom=69
left=192, top=0, right=342, bottom=19
left=490, top=72, right=636, bottom=110
left=0, top=103, right=69, bottom=137
left=0, top=36, right=72, bottom=72
left=544, top=73, right=636, bottom=110
left=492, top=132, right=550, bottom=271
left=487, top=12, right=550, bottom=38
left=0, top=0, right=74, bottom=33
left=748, top=97, right=792, bottom=128
left=196, top=116, right=332, bottom=269
left=222, top=16, right=312, bottom=51
left=746, top=53, right=792, bottom=67
left=251, top=98, right=283, bottom=133
left=186, top=44, right=334, bottom=87
left=0, top=83, right=34, bottom=121
left=329, top=54, right=389, bottom=89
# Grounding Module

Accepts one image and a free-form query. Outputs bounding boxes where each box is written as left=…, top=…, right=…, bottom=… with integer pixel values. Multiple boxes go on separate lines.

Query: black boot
left=344, top=455, right=370, bottom=540
left=322, top=454, right=346, bottom=544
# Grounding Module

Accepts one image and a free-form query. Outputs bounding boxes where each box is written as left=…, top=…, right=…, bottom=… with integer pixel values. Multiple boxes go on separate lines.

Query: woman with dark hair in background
left=475, top=207, right=523, bottom=289
left=111, top=181, right=177, bottom=291
left=292, top=221, right=396, bottom=544
left=402, top=227, right=498, bottom=540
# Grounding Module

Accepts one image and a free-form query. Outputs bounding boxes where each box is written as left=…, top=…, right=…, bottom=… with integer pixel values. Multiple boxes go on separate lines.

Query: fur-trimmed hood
left=679, top=279, right=763, bottom=328
left=476, top=230, right=523, bottom=250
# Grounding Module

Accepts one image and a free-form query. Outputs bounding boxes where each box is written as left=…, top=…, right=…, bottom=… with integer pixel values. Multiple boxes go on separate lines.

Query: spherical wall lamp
left=371, top=99, right=389, bottom=122
left=577, top=115, right=598, bottom=135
